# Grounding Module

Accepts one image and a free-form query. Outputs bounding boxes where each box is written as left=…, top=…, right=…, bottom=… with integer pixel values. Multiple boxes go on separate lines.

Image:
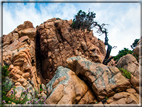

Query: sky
left=2, top=1, right=141, bottom=56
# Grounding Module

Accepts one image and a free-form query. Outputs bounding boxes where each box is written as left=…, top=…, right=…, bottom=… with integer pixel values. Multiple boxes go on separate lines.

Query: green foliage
left=113, top=48, right=133, bottom=61
left=2, top=65, right=9, bottom=79
left=71, top=10, right=96, bottom=31
left=40, top=84, right=43, bottom=92
left=56, top=18, right=61, bottom=20
left=3, top=83, right=30, bottom=104
left=2, top=65, right=47, bottom=104
left=131, top=39, right=140, bottom=49
left=119, top=68, right=131, bottom=79
left=105, top=96, right=108, bottom=100
left=2, top=65, right=11, bottom=104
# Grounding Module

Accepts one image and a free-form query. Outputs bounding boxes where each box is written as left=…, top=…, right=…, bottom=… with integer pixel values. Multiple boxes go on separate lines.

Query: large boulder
left=116, top=54, right=140, bottom=93
left=67, top=56, right=131, bottom=101
left=116, top=54, right=139, bottom=77
left=37, top=18, right=106, bottom=80
left=45, top=66, right=96, bottom=104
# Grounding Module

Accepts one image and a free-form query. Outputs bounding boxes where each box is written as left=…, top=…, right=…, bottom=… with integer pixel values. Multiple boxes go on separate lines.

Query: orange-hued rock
left=3, top=18, right=141, bottom=105
left=106, top=90, right=140, bottom=104
left=107, top=58, right=116, bottom=66
left=133, top=39, right=141, bottom=58
left=37, top=18, right=106, bottom=80
left=45, top=66, right=96, bottom=104
left=116, top=54, right=140, bottom=93
left=2, top=21, right=41, bottom=95
left=18, top=28, right=36, bottom=41
left=116, top=54, right=139, bottom=77
left=67, top=56, right=131, bottom=101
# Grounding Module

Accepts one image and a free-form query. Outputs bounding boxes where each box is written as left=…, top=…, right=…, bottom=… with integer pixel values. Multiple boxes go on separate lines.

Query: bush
left=119, top=68, right=131, bottom=79
left=2, top=65, right=9, bottom=79
left=113, top=48, right=133, bottom=61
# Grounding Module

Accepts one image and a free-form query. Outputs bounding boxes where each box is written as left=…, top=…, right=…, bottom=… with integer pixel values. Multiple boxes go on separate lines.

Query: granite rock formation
left=2, top=21, right=44, bottom=100
left=37, top=18, right=106, bottom=80
left=2, top=19, right=141, bottom=105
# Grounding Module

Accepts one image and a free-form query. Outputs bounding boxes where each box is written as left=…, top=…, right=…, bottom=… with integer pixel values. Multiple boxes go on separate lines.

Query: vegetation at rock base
left=105, top=96, right=108, bottom=100
left=113, top=48, right=133, bottom=61
left=2, top=65, right=30, bottom=104
left=40, top=84, right=43, bottom=92
left=119, top=68, right=131, bottom=79
left=2, top=65, right=47, bottom=105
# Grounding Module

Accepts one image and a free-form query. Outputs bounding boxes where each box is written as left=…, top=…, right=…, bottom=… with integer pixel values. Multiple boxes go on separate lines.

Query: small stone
left=126, top=88, right=136, bottom=93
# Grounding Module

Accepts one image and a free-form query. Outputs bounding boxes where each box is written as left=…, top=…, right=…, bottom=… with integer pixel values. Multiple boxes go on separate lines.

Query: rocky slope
left=2, top=18, right=141, bottom=105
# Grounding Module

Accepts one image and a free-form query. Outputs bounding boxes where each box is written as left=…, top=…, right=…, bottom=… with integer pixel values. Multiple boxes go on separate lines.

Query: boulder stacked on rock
left=67, top=56, right=131, bottom=101
left=37, top=18, right=106, bottom=80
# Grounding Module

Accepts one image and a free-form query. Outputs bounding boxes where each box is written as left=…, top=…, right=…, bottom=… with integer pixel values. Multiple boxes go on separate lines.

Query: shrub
left=56, top=18, right=61, bottom=20
left=40, top=84, right=43, bottom=92
left=113, top=48, right=133, bottom=61
left=119, top=68, right=131, bottom=79
left=105, top=96, right=108, bottom=100
left=2, top=65, right=9, bottom=79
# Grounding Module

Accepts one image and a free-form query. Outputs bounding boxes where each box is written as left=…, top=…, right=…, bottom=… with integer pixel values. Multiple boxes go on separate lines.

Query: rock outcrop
left=2, top=21, right=44, bottom=100
left=37, top=18, right=106, bottom=80
left=2, top=19, right=141, bottom=105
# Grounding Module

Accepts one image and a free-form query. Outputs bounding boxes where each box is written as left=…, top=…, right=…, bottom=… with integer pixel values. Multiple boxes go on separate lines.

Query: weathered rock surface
left=106, top=88, right=140, bottom=104
left=2, top=21, right=43, bottom=100
left=116, top=54, right=139, bottom=77
left=45, top=66, right=96, bottom=104
left=2, top=21, right=35, bottom=48
left=107, top=57, right=116, bottom=66
left=116, top=54, right=140, bottom=93
left=37, top=18, right=106, bottom=80
left=2, top=19, right=141, bottom=105
left=67, top=56, right=131, bottom=101
left=133, top=39, right=141, bottom=58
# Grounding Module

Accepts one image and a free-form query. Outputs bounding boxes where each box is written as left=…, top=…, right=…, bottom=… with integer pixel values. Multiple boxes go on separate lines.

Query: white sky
left=2, top=1, right=141, bottom=56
